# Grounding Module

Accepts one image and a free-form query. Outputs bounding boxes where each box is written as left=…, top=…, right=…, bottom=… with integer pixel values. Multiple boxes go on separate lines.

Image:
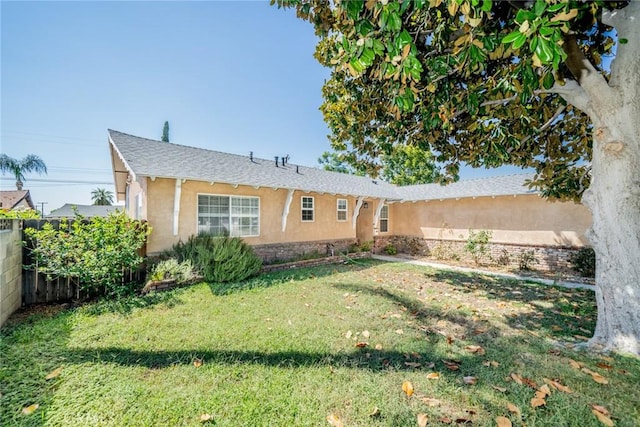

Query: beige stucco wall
left=143, top=178, right=364, bottom=254
left=392, top=194, right=592, bottom=247
left=126, top=177, right=147, bottom=220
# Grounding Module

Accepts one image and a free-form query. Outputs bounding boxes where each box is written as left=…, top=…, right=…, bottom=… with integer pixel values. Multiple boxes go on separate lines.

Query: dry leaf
left=596, top=362, right=613, bottom=370
left=473, top=327, right=488, bottom=335
left=345, top=330, right=353, bottom=339
left=369, top=406, right=380, bottom=417
left=22, top=404, right=39, bottom=415
left=568, top=359, right=583, bottom=369
left=374, top=343, right=383, bottom=350
left=463, top=376, right=478, bottom=385
left=404, top=362, right=422, bottom=368
left=447, top=336, right=454, bottom=345
left=551, top=325, right=563, bottom=331
left=582, top=368, right=609, bottom=384
left=426, top=372, right=440, bottom=379
left=543, top=378, right=573, bottom=394
left=600, top=355, right=614, bottom=362
left=496, top=416, right=513, bottom=427
left=510, top=373, right=523, bottom=385
left=327, top=413, right=344, bottom=427
left=530, top=397, right=546, bottom=408
left=417, top=413, right=429, bottom=427
left=591, top=409, right=614, bottom=426
left=395, top=329, right=404, bottom=335
left=464, top=345, right=486, bottom=355
left=355, top=342, right=369, bottom=348
left=590, top=404, right=610, bottom=416
left=402, top=380, right=414, bottom=397
left=362, top=330, right=370, bottom=338
left=483, top=360, right=500, bottom=367
left=507, top=402, right=521, bottom=416
left=538, top=384, right=551, bottom=397
left=193, top=358, right=203, bottom=368
left=443, top=360, right=460, bottom=370
left=45, top=367, right=62, bottom=380
left=439, top=416, right=453, bottom=423
left=492, top=385, right=507, bottom=393
left=421, top=397, right=441, bottom=406
left=521, top=376, right=538, bottom=389
left=200, top=413, right=214, bottom=423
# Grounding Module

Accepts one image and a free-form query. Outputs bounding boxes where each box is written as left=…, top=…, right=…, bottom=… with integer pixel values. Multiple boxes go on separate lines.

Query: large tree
left=275, top=0, right=639, bottom=355
left=0, top=154, right=47, bottom=190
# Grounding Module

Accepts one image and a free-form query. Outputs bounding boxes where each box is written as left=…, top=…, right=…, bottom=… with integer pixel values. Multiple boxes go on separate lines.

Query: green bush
left=24, top=211, right=150, bottom=297
left=464, top=229, right=493, bottom=265
left=570, top=247, right=596, bottom=277
left=0, top=208, right=40, bottom=219
left=171, top=234, right=262, bottom=283
left=383, top=243, right=397, bottom=255
left=149, top=258, right=197, bottom=284
left=518, top=249, right=537, bottom=270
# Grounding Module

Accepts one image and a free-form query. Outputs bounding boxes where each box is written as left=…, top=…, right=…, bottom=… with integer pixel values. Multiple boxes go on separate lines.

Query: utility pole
left=38, top=201, right=48, bottom=217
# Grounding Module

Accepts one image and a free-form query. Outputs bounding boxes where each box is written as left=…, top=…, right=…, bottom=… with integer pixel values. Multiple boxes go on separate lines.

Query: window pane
left=380, top=219, right=388, bottom=233
left=337, top=211, right=347, bottom=221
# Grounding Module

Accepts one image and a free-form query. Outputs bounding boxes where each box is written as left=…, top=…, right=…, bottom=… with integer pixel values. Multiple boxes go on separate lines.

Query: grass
left=1, top=259, right=638, bottom=426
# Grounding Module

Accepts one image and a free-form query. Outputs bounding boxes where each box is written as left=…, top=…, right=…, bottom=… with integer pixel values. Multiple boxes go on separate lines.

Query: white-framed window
left=301, top=196, right=314, bottom=222
left=337, top=198, right=348, bottom=221
left=198, top=194, right=259, bottom=237
left=379, top=204, right=389, bottom=233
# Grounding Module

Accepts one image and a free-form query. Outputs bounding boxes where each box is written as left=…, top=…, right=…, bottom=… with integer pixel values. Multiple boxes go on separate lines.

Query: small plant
left=518, top=249, right=537, bottom=271
left=464, top=229, right=493, bottom=265
left=496, top=249, right=511, bottom=266
left=149, top=258, right=198, bottom=284
left=170, top=234, right=262, bottom=283
left=383, top=243, right=397, bottom=255
left=570, top=247, right=596, bottom=277
left=359, top=240, right=373, bottom=252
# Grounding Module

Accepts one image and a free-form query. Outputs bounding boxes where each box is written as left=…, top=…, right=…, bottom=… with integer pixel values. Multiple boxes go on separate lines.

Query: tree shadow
left=206, top=258, right=380, bottom=295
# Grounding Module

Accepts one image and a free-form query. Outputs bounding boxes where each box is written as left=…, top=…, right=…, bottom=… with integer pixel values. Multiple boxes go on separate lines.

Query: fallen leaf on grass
left=355, top=342, right=369, bottom=348
left=374, top=343, right=383, bottom=350
left=200, top=414, right=214, bottom=423
left=530, top=397, right=546, bottom=408
left=193, top=358, right=203, bottom=368
left=369, top=406, right=380, bottom=417
left=589, top=404, right=610, bottom=416
left=464, top=345, right=486, bottom=355
left=551, top=325, right=563, bottom=331
left=582, top=368, right=609, bottom=384
left=463, top=376, right=478, bottom=385
left=492, top=385, right=507, bottom=393
left=345, top=330, right=352, bottom=339
left=417, top=413, right=429, bottom=427
left=443, top=360, right=461, bottom=370
left=22, top=404, right=39, bottom=415
left=591, top=409, right=614, bottom=426
left=402, top=380, right=414, bottom=396
left=362, top=330, right=370, bottom=338
left=496, top=416, right=512, bottom=427
left=543, top=378, right=573, bottom=393
left=404, top=362, right=422, bottom=368
left=596, top=362, right=613, bottom=370
left=327, top=413, right=344, bottom=427
left=447, top=336, right=455, bottom=345
left=426, top=372, right=440, bottom=379
left=568, top=359, right=583, bottom=369
left=395, top=329, right=404, bottom=335
left=45, top=367, right=62, bottom=380
left=483, top=360, right=500, bottom=367
left=537, top=384, right=551, bottom=397
left=507, top=402, right=521, bottom=416
left=421, top=397, right=441, bottom=406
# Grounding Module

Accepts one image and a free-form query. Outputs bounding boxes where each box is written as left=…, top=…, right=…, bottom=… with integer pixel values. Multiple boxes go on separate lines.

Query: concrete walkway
left=371, top=254, right=595, bottom=290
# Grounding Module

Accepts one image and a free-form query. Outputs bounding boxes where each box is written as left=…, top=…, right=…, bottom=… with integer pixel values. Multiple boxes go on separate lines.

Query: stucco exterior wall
left=144, top=178, right=365, bottom=254
left=125, top=177, right=147, bottom=220
left=0, top=220, right=22, bottom=327
left=391, top=194, right=591, bottom=247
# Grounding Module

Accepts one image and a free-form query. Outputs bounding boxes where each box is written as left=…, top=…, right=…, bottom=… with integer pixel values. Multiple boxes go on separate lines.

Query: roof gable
left=0, top=190, right=35, bottom=210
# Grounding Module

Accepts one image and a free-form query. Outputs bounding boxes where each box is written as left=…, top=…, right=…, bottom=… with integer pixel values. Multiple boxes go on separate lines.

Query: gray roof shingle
left=46, top=204, right=121, bottom=218
left=108, top=129, right=536, bottom=201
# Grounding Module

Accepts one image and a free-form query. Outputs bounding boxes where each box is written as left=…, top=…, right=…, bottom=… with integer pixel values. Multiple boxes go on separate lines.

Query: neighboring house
left=46, top=204, right=121, bottom=219
left=0, top=190, right=35, bottom=211
left=108, top=129, right=592, bottom=270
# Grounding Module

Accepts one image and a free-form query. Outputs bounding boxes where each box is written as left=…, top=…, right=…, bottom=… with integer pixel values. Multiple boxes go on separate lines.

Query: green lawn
left=1, top=259, right=638, bottom=426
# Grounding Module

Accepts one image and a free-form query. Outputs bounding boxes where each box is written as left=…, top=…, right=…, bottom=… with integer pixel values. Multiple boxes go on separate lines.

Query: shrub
left=149, top=258, right=197, bottom=284
left=0, top=208, right=40, bottom=219
left=383, top=243, right=397, bottom=255
left=570, top=247, right=596, bottom=277
left=495, top=249, right=511, bottom=266
left=464, top=229, right=493, bottom=265
left=171, top=234, right=262, bottom=283
left=518, top=249, right=537, bottom=270
left=24, top=211, right=150, bottom=297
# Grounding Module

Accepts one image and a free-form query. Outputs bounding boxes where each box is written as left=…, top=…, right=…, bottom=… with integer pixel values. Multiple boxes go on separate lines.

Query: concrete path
left=371, top=254, right=595, bottom=291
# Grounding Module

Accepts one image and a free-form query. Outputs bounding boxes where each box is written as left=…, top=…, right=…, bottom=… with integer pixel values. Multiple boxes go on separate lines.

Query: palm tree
left=0, top=154, right=48, bottom=190
left=91, top=188, right=114, bottom=206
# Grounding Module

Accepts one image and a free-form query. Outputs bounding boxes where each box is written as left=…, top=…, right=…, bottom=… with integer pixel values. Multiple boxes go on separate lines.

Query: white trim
left=173, top=178, right=182, bottom=236
left=379, top=203, right=389, bottom=233
left=301, top=196, right=315, bottom=222
left=282, top=189, right=295, bottom=232
left=352, top=197, right=364, bottom=229
left=373, top=198, right=386, bottom=228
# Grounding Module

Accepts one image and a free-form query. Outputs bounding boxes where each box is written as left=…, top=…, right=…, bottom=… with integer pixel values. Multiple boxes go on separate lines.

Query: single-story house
left=108, top=129, right=592, bottom=271
left=0, top=190, right=35, bottom=211
left=46, top=204, right=121, bottom=219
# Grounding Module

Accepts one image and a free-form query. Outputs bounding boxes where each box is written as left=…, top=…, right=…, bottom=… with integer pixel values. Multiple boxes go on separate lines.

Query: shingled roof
left=108, top=129, right=536, bottom=202
left=46, top=204, right=121, bottom=218
left=0, top=190, right=35, bottom=210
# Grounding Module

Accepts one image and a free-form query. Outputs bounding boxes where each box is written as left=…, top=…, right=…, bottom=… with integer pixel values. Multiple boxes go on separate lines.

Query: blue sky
left=1, top=1, right=523, bottom=213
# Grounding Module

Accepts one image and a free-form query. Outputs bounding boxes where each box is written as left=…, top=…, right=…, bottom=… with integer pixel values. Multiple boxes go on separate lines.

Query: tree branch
left=602, top=2, right=640, bottom=100
left=547, top=80, right=591, bottom=114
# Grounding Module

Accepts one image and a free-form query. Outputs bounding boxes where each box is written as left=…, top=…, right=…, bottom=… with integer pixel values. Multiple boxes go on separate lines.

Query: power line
left=0, top=177, right=112, bottom=185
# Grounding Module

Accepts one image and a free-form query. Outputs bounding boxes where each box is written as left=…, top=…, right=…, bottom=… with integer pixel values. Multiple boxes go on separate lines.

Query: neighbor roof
left=108, top=129, right=537, bottom=202
left=0, top=190, right=35, bottom=210
left=46, top=204, right=121, bottom=218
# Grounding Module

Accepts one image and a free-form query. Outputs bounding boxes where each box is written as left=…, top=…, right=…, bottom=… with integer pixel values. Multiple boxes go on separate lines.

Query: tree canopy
left=91, top=188, right=114, bottom=206
left=0, top=154, right=47, bottom=190
left=274, top=0, right=640, bottom=355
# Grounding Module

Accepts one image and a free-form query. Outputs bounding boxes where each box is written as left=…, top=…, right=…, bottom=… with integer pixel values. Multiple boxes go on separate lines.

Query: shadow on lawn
left=206, top=258, right=380, bottom=296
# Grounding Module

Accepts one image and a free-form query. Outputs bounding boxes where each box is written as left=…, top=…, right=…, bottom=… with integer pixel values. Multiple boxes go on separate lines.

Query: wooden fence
left=21, top=219, right=146, bottom=305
